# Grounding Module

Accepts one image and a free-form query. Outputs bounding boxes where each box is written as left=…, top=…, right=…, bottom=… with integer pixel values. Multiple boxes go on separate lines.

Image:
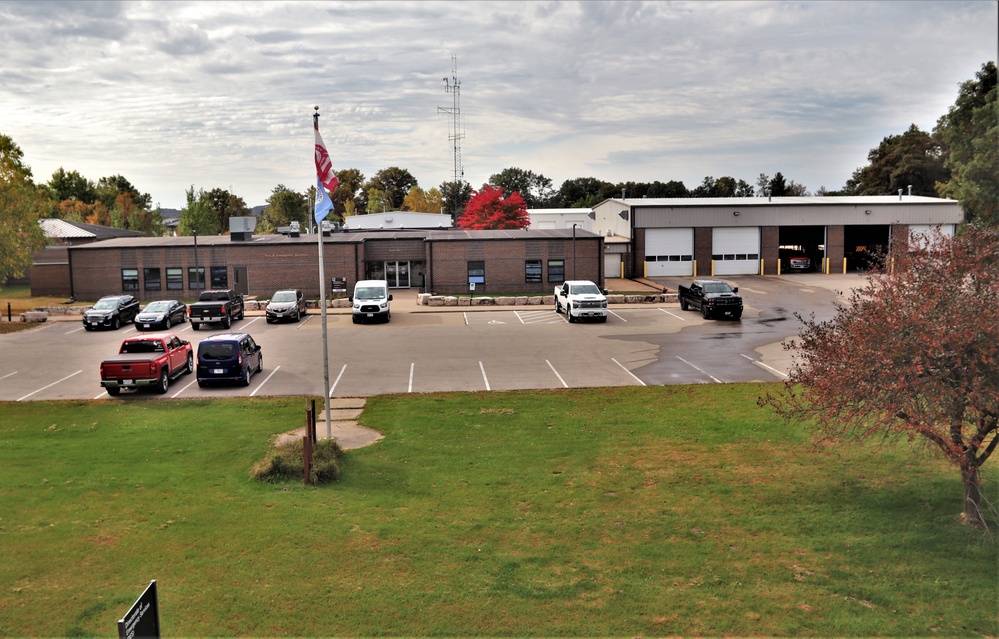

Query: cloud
left=0, top=0, right=994, bottom=209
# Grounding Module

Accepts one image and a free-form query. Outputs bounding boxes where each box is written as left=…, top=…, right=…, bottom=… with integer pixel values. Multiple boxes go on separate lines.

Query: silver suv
left=265, top=289, right=306, bottom=323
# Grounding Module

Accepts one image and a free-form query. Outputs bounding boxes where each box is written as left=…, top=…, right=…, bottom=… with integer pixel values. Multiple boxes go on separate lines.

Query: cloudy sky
left=1, top=1, right=995, bottom=210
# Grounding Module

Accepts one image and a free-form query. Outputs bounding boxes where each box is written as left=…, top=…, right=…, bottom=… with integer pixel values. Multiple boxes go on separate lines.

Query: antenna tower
left=438, top=55, right=464, bottom=217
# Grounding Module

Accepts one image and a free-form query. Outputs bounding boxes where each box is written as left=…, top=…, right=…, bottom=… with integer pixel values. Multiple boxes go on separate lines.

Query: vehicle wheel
left=192, top=322, right=200, bottom=331
left=241, top=367, right=251, bottom=387
left=184, top=353, right=194, bottom=375
left=293, top=310, right=300, bottom=322
left=238, top=308, right=245, bottom=320
left=164, top=317, right=171, bottom=329
left=197, top=380, right=206, bottom=388
left=352, top=316, right=360, bottom=324
left=84, top=324, right=93, bottom=331
left=599, top=315, right=608, bottom=323
left=679, top=298, right=688, bottom=311
left=155, top=369, right=169, bottom=394
left=106, top=386, right=120, bottom=396
left=732, top=312, right=743, bottom=321
left=112, top=317, right=121, bottom=330
left=256, top=354, right=263, bottom=373
left=566, top=304, right=574, bottom=323
left=555, top=300, right=562, bottom=313
left=181, top=312, right=187, bottom=323
left=223, top=316, right=231, bottom=329
left=266, top=318, right=274, bottom=324
left=701, top=305, right=711, bottom=320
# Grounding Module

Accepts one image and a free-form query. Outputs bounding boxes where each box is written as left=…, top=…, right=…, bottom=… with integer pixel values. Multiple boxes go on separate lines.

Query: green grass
left=0, top=386, right=995, bottom=637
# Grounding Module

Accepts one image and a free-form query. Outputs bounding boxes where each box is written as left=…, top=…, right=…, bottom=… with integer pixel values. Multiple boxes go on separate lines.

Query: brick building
left=64, top=228, right=604, bottom=302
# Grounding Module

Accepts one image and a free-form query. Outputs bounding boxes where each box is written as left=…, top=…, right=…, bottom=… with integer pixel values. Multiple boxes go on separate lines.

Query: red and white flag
left=314, top=120, right=339, bottom=192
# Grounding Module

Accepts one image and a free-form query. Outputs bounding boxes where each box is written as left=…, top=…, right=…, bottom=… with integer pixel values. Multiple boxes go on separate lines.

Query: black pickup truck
left=678, top=279, right=743, bottom=320
left=188, top=289, right=245, bottom=330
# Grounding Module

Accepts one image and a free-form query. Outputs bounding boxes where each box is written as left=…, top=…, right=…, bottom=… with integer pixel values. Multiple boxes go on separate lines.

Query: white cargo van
left=350, top=280, right=392, bottom=324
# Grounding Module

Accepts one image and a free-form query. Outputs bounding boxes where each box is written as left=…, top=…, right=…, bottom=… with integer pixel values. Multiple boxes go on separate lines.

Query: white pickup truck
left=554, top=280, right=609, bottom=323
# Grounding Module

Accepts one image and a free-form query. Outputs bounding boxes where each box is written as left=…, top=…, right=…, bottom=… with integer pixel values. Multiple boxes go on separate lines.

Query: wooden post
left=303, top=436, right=313, bottom=485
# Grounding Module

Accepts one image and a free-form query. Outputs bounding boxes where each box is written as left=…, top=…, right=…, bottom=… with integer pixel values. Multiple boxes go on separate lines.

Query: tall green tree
left=47, top=168, right=96, bottom=205
left=0, top=134, right=47, bottom=284
left=331, top=168, right=365, bottom=219
left=934, top=61, right=998, bottom=226
left=204, top=188, right=248, bottom=234
left=263, top=185, right=307, bottom=230
left=364, top=167, right=417, bottom=210
left=843, top=124, right=948, bottom=197
left=439, top=179, right=473, bottom=221
left=489, top=167, right=554, bottom=208
left=554, top=177, right=614, bottom=208
left=96, top=174, right=152, bottom=211
left=177, top=186, right=218, bottom=236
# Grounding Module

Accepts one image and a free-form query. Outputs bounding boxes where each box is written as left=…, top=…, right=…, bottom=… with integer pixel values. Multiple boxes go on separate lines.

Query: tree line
left=2, top=62, right=995, bottom=282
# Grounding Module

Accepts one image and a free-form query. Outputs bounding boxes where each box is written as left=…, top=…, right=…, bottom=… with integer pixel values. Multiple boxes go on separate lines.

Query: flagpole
left=314, top=108, right=332, bottom=437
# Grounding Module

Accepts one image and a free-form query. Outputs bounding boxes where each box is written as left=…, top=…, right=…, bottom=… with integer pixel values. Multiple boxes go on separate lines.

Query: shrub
left=251, top=438, right=344, bottom=484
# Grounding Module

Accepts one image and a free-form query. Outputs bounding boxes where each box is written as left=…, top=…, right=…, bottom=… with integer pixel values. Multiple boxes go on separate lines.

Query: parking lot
left=0, top=274, right=862, bottom=402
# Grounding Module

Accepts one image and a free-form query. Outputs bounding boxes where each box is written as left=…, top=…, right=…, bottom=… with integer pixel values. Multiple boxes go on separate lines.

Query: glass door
left=384, top=261, right=410, bottom=288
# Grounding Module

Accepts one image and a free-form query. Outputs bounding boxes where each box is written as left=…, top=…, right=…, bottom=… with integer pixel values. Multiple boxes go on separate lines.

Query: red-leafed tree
left=764, top=226, right=999, bottom=527
left=456, top=185, right=530, bottom=230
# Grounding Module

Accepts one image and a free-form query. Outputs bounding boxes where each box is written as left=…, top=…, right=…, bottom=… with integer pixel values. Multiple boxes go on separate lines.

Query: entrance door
left=384, top=261, right=410, bottom=288
left=233, top=266, right=249, bottom=295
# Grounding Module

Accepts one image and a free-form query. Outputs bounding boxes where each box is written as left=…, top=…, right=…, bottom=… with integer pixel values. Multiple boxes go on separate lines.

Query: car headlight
left=379, top=302, right=388, bottom=309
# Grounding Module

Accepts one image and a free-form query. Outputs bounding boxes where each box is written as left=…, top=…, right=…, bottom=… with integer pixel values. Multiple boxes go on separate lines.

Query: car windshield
left=570, top=284, right=601, bottom=295
left=703, top=283, right=734, bottom=294
left=271, top=292, right=296, bottom=303
left=143, top=301, right=171, bottom=312
left=92, top=298, right=118, bottom=310
left=200, top=343, right=236, bottom=360
left=355, top=287, right=385, bottom=300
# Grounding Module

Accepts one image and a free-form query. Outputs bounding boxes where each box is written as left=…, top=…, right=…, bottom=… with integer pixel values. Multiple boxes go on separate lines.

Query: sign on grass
left=117, top=580, right=160, bottom=639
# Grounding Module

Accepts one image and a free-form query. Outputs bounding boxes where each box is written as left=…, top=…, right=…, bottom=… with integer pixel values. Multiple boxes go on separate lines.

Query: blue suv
left=196, top=333, right=262, bottom=388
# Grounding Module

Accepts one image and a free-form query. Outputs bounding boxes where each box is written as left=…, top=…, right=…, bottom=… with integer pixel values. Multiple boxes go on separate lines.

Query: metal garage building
left=590, top=195, right=964, bottom=278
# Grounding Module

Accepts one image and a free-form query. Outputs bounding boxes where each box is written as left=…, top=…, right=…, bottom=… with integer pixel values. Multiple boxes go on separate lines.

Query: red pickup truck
left=100, top=333, right=194, bottom=396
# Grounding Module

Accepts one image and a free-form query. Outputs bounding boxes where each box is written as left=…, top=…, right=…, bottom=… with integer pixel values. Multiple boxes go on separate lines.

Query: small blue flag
left=314, top=177, right=332, bottom=224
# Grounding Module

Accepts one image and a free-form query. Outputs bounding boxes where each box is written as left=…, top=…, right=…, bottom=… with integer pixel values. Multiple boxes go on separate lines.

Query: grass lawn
left=0, top=285, right=85, bottom=335
left=0, top=385, right=995, bottom=637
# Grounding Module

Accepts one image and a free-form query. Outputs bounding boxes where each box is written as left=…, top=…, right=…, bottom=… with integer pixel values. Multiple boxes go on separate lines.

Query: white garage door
left=645, top=228, right=694, bottom=276
left=605, top=253, right=623, bottom=278
left=908, top=224, right=955, bottom=247
left=712, top=227, right=760, bottom=275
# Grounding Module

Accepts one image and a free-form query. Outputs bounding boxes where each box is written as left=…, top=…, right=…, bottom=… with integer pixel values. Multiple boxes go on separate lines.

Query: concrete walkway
left=273, top=397, right=383, bottom=449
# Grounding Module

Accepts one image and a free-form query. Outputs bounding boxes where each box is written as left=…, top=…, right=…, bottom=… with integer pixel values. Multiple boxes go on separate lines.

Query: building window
left=548, top=259, right=565, bottom=284
left=188, top=267, right=205, bottom=290
left=143, top=268, right=161, bottom=291
left=468, top=261, right=485, bottom=284
left=525, top=260, right=542, bottom=283
left=166, top=268, right=184, bottom=291
left=122, top=268, right=139, bottom=292
left=210, top=266, right=228, bottom=288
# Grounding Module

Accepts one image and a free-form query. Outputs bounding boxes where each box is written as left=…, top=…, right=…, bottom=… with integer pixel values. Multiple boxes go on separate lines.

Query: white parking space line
left=328, top=364, right=347, bottom=397
left=172, top=379, right=197, bottom=398
left=408, top=363, right=415, bottom=392
left=608, top=310, right=627, bottom=322
left=18, top=370, right=82, bottom=401
left=516, top=310, right=563, bottom=325
left=0, top=371, right=17, bottom=381
left=546, top=360, right=568, bottom=388
left=241, top=317, right=262, bottom=328
left=676, top=356, right=722, bottom=383
left=94, top=390, right=107, bottom=400
left=250, top=365, right=280, bottom=397
left=479, top=361, right=491, bottom=391
left=611, top=358, right=647, bottom=386
left=66, top=326, right=86, bottom=334
left=296, top=315, right=313, bottom=328
left=658, top=308, right=687, bottom=321
left=463, top=312, right=469, bottom=325
left=740, top=354, right=789, bottom=379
